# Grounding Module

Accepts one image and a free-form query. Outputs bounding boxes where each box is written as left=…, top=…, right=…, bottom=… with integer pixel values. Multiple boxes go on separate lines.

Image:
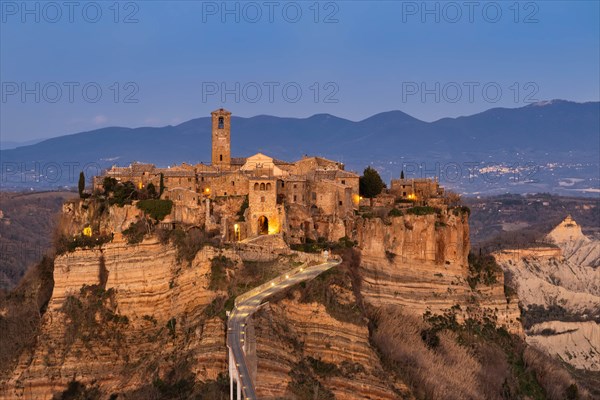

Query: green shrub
left=209, top=256, right=234, bottom=290
left=237, top=196, right=249, bottom=221
left=168, top=227, right=213, bottom=262
left=435, top=221, right=447, bottom=229
left=166, top=318, right=176, bottom=337
left=452, top=206, right=471, bottom=216
left=109, top=181, right=137, bottom=207
left=122, top=220, right=147, bottom=244
left=388, top=208, right=404, bottom=217
left=136, top=199, right=173, bottom=221
left=405, top=206, right=440, bottom=216
left=467, top=252, right=502, bottom=289
left=55, top=234, right=112, bottom=254
left=307, top=357, right=339, bottom=377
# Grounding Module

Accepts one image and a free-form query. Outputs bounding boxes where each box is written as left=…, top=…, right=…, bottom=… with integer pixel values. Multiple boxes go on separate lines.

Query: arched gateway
left=257, top=216, right=269, bottom=235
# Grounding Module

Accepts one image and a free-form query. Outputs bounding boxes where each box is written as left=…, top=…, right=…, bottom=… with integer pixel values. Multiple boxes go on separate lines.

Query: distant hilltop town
left=93, top=108, right=450, bottom=243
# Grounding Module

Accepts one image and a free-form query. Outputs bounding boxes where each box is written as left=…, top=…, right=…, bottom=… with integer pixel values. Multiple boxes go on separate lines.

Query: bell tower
left=211, top=108, right=232, bottom=169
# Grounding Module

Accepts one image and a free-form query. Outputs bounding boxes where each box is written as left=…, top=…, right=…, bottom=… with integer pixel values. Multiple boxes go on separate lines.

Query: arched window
left=254, top=183, right=259, bottom=191
left=266, top=183, right=272, bottom=190
left=218, top=116, right=224, bottom=129
left=260, top=183, right=266, bottom=191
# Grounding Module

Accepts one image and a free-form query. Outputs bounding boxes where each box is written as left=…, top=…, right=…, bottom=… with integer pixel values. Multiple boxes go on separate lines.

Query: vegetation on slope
left=0, top=256, right=54, bottom=377
left=372, top=307, right=589, bottom=400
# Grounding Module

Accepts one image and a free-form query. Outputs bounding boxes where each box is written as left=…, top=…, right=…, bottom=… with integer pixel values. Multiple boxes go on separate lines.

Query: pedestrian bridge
left=227, top=254, right=341, bottom=400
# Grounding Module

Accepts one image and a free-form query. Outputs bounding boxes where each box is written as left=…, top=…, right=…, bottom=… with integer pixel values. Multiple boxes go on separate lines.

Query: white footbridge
left=227, top=254, right=341, bottom=400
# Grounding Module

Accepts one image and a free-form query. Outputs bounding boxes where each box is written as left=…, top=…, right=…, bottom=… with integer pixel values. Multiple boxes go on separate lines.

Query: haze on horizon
left=1, top=0, right=599, bottom=142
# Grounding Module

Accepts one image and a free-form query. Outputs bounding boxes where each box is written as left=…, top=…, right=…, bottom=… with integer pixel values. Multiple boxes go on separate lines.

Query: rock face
left=493, top=248, right=599, bottom=315
left=526, top=321, right=600, bottom=371
left=356, top=213, right=521, bottom=334
left=547, top=215, right=600, bottom=268
left=2, top=203, right=524, bottom=398
left=0, top=241, right=229, bottom=399
left=252, top=296, right=410, bottom=399
left=494, top=216, right=600, bottom=371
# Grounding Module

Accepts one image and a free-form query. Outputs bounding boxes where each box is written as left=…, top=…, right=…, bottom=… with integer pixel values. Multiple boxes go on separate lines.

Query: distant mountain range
left=1, top=100, right=598, bottom=194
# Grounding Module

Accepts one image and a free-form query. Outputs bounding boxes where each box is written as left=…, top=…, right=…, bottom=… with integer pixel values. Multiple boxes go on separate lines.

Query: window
left=403, top=192, right=407, bottom=196
left=260, top=183, right=266, bottom=191
left=281, top=182, right=285, bottom=188
left=218, top=116, right=224, bottom=129
left=341, top=180, right=345, bottom=185
left=188, top=177, right=192, bottom=182
left=266, top=183, right=272, bottom=190
left=312, top=192, right=317, bottom=200
left=201, top=177, right=204, bottom=182
left=293, top=195, right=297, bottom=202
left=224, top=192, right=227, bottom=196
left=261, top=196, right=265, bottom=203
left=178, top=195, right=182, bottom=200
left=220, top=155, right=223, bottom=162
left=339, top=201, right=343, bottom=206
left=254, top=183, right=259, bottom=191
left=232, top=181, right=235, bottom=186
left=293, top=184, right=297, bottom=189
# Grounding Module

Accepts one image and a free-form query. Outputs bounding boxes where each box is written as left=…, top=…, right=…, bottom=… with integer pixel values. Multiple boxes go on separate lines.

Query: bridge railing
left=234, top=253, right=339, bottom=307
left=234, top=261, right=306, bottom=307
left=228, top=255, right=342, bottom=399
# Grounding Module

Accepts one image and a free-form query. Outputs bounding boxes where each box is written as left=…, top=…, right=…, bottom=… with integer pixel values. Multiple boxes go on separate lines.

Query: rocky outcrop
left=527, top=321, right=600, bottom=371
left=252, top=296, right=410, bottom=399
left=0, top=241, right=230, bottom=400
left=356, top=213, right=521, bottom=334
left=547, top=215, right=600, bottom=268
left=494, top=216, right=600, bottom=371
left=493, top=248, right=599, bottom=314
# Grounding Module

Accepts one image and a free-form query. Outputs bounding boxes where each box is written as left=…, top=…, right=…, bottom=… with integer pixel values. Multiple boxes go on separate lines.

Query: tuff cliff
left=4, top=201, right=588, bottom=400
left=1, top=240, right=229, bottom=399
left=355, top=211, right=521, bottom=334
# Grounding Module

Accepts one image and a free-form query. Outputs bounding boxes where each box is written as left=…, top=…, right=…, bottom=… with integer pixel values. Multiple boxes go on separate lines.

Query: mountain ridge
left=1, top=100, right=598, bottom=193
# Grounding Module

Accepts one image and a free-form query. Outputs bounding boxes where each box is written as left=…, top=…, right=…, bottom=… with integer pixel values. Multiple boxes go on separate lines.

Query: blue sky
left=1, top=0, right=599, bottom=142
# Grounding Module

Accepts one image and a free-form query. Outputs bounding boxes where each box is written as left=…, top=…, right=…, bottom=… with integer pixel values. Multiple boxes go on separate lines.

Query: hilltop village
left=92, top=108, right=450, bottom=244
left=2, top=109, right=549, bottom=400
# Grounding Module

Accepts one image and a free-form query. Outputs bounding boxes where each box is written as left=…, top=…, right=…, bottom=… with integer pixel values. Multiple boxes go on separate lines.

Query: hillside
left=0, top=191, right=78, bottom=291
left=0, top=194, right=591, bottom=399
left=494, top=217, right=600, bottom=376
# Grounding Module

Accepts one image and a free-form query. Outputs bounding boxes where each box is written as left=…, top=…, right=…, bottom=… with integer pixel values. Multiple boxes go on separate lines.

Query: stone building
left=390, top=175, right=445, bottom=205
left=94, top=108, right=360, bottom=243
